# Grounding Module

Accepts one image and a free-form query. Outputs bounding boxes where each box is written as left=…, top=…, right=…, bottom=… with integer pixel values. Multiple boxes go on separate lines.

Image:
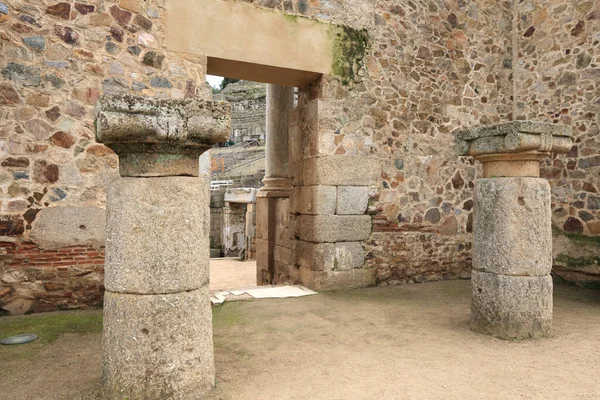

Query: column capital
left=454, top=121, right=572, bottom=177
left=95, top=94, right=231, bottom=177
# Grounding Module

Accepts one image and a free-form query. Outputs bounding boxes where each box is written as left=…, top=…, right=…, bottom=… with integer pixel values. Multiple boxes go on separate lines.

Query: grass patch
left=212, top=302, right=245, bottom=328
left=0, top=310, right=102, bottom=362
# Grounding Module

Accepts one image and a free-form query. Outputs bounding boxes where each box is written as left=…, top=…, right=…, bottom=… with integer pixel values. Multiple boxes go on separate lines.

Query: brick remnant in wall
left=0, top=241, right=104, bottom=314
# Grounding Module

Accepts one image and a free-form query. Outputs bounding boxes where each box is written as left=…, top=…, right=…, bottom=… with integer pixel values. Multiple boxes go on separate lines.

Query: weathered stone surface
left=149, top=76, right=172, bottom=88
left=95, top=95, right=231, bottom=177
left=24, top=118, right=52, bottom=140
left=102, top=287, right=214, bottom=400
left=74, top=2, right=95, bottom=15
left=30, top=207, right=105, bottom=249
left=471, top=270, right=552, bottom=339
left=105, top=177, right=210, bottom=294
left=294, top=240, right=334, bottom=271
left=299, top=267, right=376, bottom=291
left=0, top=215, right=25, bottom=236
left=336, top=186, right=369, bottom=215
left=118, top=0, right=143, bottom=13
left=44, top=74, right=65, bottom=89
left=292, top=185, right=336, bottom=215
left=334, top=242, right=365, bottom=270
left=454, top=121, right=572, bottom=157
left=33, top=160, right=59, bottom=183
left=0, top=82, right=20, bottom=105
left=303, top=156, right=379, bottom=186
left=1, top=62, right=41, bottom=86
left=143, top=51, right=165, bottom=69
left=109, top=5, right=132, bottom=26
left=27, top=93, right=49, bottom=107
left=53, top=25, right=80, bottom=45
left=22, top=36, right=45, bottom=50
left=1, top=157, right=29, bottom=168
left=294, top=214, right=371, bottom=243
left=46, top=3, right=71, bottom=20
left=474, top=178, right=551, bottom=276
left=134, top=14, right=152, bottom=31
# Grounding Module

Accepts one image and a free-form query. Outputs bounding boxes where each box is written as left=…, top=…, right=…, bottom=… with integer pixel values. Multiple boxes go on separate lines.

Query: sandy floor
left=209, top=258, right=257, bottom=291
left=2, top=280, right=600, bottom=399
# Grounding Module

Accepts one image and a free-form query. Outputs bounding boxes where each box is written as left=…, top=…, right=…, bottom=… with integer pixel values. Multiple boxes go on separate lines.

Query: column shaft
left=102, top=177, right=214, bottom=398
left=263, top=84, right=294, bottom=192
left=471, top=177, right=552, bottom=339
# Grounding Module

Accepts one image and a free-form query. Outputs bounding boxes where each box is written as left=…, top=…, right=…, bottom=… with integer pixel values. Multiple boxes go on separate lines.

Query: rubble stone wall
left=0, top=0, right=210, bottom=313
left=514, top=0, right=600, bottom=288
left=1, top=0, right=599, bottom=313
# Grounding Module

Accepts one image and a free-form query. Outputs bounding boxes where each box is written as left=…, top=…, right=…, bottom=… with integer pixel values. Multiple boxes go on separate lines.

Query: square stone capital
left=454, top=121, right=572, bottom=157
left=454, top=121, right=573, bottom=178
left=95, top=95, right=231, bottom=176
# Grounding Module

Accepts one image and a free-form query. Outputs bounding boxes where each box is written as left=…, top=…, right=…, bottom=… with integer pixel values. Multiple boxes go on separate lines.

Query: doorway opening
left=206, top=76, right=300, bottom=293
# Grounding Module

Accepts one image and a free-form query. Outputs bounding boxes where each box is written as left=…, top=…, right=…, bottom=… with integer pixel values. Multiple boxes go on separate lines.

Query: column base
left=102, top=286, right=214, bottom=400
left=471, top=270, right=552, bottom=339
left=260, top=177, right=293, bottom=194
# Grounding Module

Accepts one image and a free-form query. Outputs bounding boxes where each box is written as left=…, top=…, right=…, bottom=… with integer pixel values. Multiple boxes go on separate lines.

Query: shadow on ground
left=1, top=280, right=599, bottom=399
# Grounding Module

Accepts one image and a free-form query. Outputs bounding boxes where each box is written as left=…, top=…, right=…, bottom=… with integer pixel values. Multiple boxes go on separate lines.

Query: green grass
left=212, top=302, right=245, bottom=328
left=0, top=309, right=103, bottom=361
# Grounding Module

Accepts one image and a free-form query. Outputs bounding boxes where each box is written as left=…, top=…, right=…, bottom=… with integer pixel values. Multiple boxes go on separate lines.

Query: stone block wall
left=270, top=0, right=513, bottom=286
left=272, top=197, right=291, bottom=283
left=249, top=0, right=599, bottom=288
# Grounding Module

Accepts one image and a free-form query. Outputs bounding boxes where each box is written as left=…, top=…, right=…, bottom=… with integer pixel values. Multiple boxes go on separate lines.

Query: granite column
left=95, top=95, right=231, bottom=399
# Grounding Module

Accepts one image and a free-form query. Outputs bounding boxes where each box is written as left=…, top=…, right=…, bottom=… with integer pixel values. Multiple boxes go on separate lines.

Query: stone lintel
left=167, top=0, right=368, bottom=86
left=95, top=95, right=231, bottom=177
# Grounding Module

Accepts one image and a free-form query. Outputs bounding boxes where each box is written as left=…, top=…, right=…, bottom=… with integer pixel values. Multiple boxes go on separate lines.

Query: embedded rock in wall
left=30, top=206, right=105, bottom=249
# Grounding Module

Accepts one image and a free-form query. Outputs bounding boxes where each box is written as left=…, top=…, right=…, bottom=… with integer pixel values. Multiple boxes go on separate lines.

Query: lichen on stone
left=330, top=25, right=369, bottom=84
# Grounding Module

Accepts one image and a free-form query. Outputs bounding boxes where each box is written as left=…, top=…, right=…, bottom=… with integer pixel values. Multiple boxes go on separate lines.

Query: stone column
left=455, top=121, right=572, bottom=339
left=95, top=95, right=231, bottom=399
left=263, top=84, right=294, bottom=192
left=257, top=85, right=294, bottom=283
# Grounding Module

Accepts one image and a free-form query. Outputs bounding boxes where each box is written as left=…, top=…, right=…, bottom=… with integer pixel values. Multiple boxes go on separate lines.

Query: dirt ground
left=1, top=280, right=600, bottom=400
left=209, top=258, right=257, bottom=291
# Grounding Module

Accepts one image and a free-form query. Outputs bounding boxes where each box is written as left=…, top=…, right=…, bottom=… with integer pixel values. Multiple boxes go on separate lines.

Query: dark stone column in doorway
left=257, top=84, right=294, bottom=284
